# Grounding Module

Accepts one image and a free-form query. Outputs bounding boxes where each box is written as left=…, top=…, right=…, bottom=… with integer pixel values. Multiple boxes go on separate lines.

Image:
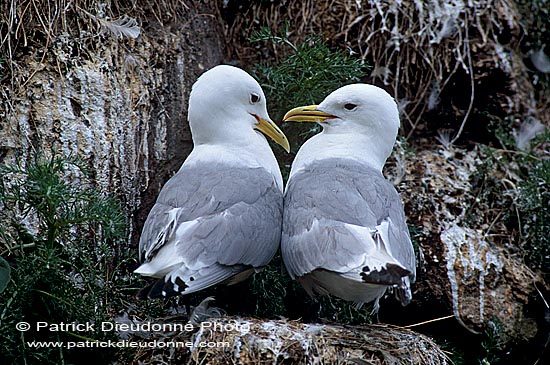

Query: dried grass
left=219, top=0, right=547, bottom=137
left=127, top=317, right=450, bottom=365
left=0, top=0, right=187, bottom=91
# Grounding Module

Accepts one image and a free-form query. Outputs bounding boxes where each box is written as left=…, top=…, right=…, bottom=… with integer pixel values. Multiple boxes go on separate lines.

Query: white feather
left=345, top=221, right=407, bottom=274
left=134, top=240, right=183, bottom=277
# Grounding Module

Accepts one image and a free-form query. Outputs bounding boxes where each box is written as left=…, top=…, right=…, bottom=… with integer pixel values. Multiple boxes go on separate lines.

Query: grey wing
left=282, top=159, right=416, bottom=286
left=353, top=166, right=417, bottom=282
left=136, top=163, right=282, bottom=297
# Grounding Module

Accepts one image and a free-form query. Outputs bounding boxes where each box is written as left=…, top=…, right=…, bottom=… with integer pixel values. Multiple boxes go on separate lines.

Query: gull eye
left=344, top=103, right=357, bottom=111
left=250, top=93, right=261, bottom=104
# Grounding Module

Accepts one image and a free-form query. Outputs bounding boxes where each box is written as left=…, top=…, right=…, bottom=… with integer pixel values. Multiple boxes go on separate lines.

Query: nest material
left=0, top=0, right=190, bottom=91
left=220, top=0, right=548, bottom=137
left=128, top=317, right=449, bottom=365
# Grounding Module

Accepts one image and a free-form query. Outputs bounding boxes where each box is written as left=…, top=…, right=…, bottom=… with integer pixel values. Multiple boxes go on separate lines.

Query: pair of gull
left=134, top=65, right=416, bottom=310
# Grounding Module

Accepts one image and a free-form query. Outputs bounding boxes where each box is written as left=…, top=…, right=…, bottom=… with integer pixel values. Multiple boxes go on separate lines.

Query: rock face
left=1, top=1, right=547, bottom=363
left=0, top=1, right=224, bottom=242
left=396, top=146, right=541, bottom=341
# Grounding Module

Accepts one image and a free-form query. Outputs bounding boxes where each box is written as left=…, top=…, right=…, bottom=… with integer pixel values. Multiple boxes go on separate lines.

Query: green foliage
left=516, top=0, right=550, bottom=48
left=407, top=224, right=424, bottom=265
left=516, top=0, right=550, bottom=98
left=517, top=147, right=550, bottom=273
left=435, top=339, right=466, bottom=365
left=318, top=295, right=375, bottom=324
left=483, top=122, right=550, bottom=277
left=0, top=256, right=10, bottom=293
left=0, top=152, right=142, bottom=364
left=479, top=319, right=506, bottom=364
left=247, top=253, right=374, bottom=324
left=487, top=118, right=516, bottom=150
left=251, top=27, right=368, bottom=121
left=250, top=26, right=369, bottom=153
left=249, top=253, right=290, bottom=317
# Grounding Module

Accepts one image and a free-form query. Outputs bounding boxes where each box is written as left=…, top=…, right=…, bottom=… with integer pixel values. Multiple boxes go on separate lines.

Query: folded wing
left=136, top=163, right=282, bottom=298
left=282, top=158, right=415, bottom=306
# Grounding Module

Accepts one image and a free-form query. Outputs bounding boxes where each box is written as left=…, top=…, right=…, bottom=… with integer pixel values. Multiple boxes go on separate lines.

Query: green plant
left=479, top=319, right=506, bottom=364
left=249, top=253, right=290, bottom=317
left=517, top=142, right=550, bottom=274
left=0, top=152, right=143, bottom=364
left=318, top=295, right=375, bottom=324
left=250, top=26, right=369, bottom=153
left=0, top=256, right=10, bottom=293
left=434, top=339, right=466, bottom=365
left=516, top=0, right=550, bottom=48
left=481, top=121, right=550, bottom=278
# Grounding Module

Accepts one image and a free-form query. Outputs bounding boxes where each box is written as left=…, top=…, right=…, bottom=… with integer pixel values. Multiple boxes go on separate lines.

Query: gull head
left=284, top=84, right=400, bottom=142
left=283, top=84, right=400, bottom=170
left=188, top=65, right=289, bottom=152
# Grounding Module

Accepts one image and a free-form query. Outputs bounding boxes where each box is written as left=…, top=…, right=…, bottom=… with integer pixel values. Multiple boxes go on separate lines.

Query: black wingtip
left=136, top=277, right=189, bottom=299
left=360, top=263, right=411, bottom=285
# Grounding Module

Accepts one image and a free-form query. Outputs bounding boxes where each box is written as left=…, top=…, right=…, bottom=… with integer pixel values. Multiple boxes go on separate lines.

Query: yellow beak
left=283, top=105, right=337, bottom=123
left=253, top=115, right=290, bottom=153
